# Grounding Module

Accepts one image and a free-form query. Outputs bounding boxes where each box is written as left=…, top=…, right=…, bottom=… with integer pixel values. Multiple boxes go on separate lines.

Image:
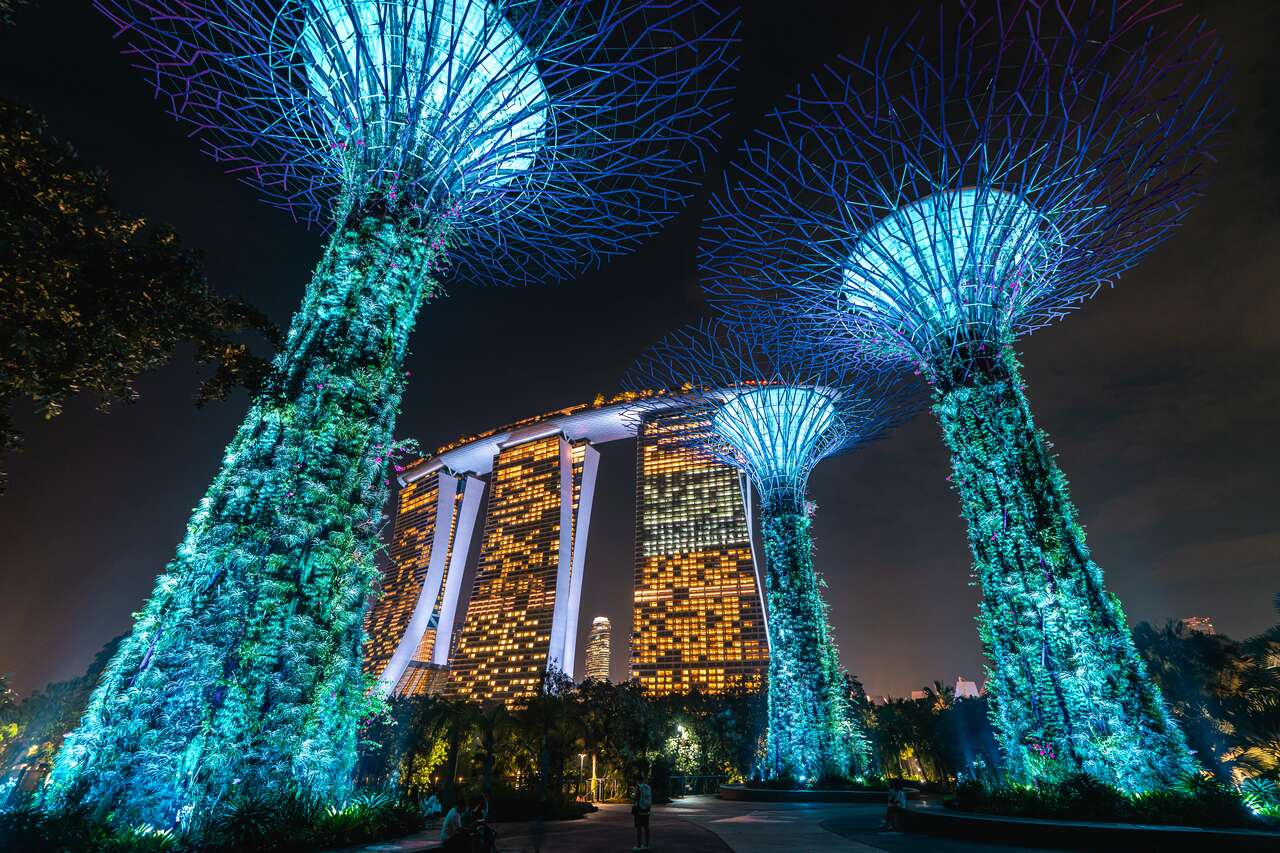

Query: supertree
left=626, top=313, right=918, bottom=780
left=700, top=0, right=1229, bottom=791
left=51, top=0, right=737, bottom=827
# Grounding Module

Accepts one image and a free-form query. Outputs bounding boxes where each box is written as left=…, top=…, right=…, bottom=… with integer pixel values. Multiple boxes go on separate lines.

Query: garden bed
left=897, top=803, right=1280, bottom=852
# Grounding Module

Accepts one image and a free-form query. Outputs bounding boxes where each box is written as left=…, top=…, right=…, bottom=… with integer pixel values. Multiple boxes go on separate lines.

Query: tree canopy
left=0, top=98, right=278, bottom=491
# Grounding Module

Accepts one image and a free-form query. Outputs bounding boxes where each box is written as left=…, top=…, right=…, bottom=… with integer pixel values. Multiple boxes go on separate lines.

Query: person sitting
left=440, top=799, right=468, bottom=851
left=422, top=789, right=443, bottom=820
left=471, top=791, right=497, bottom=853
left=880, top=778, right=908, bottom=831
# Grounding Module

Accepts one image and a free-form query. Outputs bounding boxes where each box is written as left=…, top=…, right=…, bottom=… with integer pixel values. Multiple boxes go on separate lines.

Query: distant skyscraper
left=955, top=677, right=980, bottom=700
left=585, top=616, right=612, bottom=682
left=445, top=434, right=599, bottom=705
left=1177, top=616, right=1217, bottom=637
left=631, top=410, right=769, bottom=695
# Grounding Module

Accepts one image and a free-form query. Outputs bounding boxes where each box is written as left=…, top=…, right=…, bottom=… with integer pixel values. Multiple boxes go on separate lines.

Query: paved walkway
left=667, top=797, right=1067, bottom=853
left=338, top=797, right=1070, bottom=853
left=334, top=802, right=731, bottom=853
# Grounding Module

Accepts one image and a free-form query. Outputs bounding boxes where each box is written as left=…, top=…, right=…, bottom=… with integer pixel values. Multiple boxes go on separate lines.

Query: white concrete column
left=432, top=474, right=485, bottom=666
left=560, top=444, right=600, bottom=678
left=377, top=471, right=458, bottom=694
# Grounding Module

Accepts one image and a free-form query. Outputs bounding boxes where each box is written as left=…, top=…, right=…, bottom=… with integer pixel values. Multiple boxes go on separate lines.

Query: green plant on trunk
left=935, top=349, right=1194, bottom=790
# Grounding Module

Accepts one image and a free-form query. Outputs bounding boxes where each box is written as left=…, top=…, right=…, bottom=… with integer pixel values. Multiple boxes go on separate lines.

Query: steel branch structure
left=52, top=0, right=736, bottom=828
left=701, top=0, right=1228, bottom=791
left=627, top=314, right=916, bottom=780
left=94, top=0, right=738, bottom=284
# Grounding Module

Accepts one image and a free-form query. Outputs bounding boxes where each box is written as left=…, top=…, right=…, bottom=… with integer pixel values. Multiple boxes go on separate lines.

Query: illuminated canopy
left=712, top=385, right=838, bottom=502
left=295, top=0, right=550, bottom=196
left=627, top=314, right=917, bottom=512
left=841, top=188, right=1061, bottom=357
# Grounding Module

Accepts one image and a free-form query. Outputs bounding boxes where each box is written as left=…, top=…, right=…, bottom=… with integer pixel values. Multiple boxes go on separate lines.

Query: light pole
left=578, top=753, right=586, bottom=799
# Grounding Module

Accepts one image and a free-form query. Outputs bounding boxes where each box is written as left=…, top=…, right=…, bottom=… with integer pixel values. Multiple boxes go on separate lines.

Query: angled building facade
left=364, top=393, right=768, bottom=706
left=365, top=467, right=485, bottom=696
left=443, top=434, right=599, bottom=705
left=631, top=410, right=769, bottom=695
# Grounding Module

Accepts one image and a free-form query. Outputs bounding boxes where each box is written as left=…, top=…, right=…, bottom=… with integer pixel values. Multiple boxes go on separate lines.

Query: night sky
left=1, top=1, right=1277, bottom=699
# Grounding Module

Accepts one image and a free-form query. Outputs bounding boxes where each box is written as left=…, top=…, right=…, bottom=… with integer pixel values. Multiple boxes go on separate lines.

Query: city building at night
left=1177, top=616, right=1218, bottom=637
left=631, top=410, right=769, bottom=696
left=585, top=616, right=612, bottom=682
left=444, top=434, right=598, bottom=705
left=363, top=393, right=770, bottom=706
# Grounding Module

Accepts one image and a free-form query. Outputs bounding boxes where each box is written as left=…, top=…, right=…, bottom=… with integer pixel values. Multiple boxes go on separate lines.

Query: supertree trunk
left=49, top=199, right=452, bottom=827
left=759, top=508, right=869, bottom=781
left=934, top=349, right=1194, bottom=791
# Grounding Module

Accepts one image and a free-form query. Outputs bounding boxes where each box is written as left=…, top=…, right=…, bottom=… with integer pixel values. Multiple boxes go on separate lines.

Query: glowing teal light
left=298, top=0, right=549, bottom=190
left=841, top=188, right=1061, bottom=338
left=712, top=386, right=837, bottom=499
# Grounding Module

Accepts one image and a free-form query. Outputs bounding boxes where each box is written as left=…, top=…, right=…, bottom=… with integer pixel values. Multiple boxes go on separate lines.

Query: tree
left=0, top=99, right=278, bottom=491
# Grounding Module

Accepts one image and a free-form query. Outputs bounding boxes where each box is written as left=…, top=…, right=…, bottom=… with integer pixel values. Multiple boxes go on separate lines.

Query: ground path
left=337, top=796, right=1070, bottom=853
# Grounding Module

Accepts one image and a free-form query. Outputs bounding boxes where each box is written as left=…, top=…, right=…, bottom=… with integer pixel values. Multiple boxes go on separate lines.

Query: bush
left=0, top=790, right=427, bottom=852
left=481, top=783, right=589, bottom=822
left=947, top=774, right=1264, bottom=829
left=1053, top=773, right=1128, bottom=821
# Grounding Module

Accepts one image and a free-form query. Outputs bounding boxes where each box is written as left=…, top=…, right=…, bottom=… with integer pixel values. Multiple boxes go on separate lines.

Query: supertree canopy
left=51, top=0, right=736, bottom=828
left=701, top=0, right=1228, bottom=791
left=627, top=314, right=917, bottom=781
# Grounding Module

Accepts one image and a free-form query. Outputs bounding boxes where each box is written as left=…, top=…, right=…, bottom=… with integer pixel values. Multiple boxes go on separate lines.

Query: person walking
left=632, top=771, right=653, bottom=851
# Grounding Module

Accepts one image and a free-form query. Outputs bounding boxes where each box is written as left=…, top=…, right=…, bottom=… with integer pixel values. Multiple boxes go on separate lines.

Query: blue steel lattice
left=95, top=0, right=738, bottom=285
left=625, top=313, right=919, bottom=514
left=626, top=314, right=917, bottom=780
left=698, top=0, right=1229, bottom=790
left=701, top=0, right=1227, bottom=383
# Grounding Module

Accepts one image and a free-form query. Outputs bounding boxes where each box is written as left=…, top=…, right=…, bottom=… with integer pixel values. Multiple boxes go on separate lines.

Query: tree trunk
left=934, top=349, right=1194, bottom=791
left=49, top=200, right=452, bottom=827
left=759, top=509, right=869, bottom=781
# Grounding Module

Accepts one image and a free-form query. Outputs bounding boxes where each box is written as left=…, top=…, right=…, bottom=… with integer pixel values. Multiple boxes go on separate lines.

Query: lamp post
left=578, top=752, right=587, bottom=799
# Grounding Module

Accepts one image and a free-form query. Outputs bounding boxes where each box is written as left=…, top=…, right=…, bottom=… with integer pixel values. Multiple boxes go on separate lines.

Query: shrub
left=947, top=774, right=1264, bottom=829
left=1, top=789, right=427, bottom=852
left=1053, top=772, right=1128, bottom=821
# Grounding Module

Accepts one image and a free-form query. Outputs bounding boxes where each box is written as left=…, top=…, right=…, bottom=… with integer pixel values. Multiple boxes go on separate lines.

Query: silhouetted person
left=632, top=767, right=653, bottom=851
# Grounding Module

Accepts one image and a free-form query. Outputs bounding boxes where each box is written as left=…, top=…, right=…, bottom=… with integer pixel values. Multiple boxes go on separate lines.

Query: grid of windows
left=632, top=411, right=768, bottom=695
left=584, top=616, right=611, bottom=682
left=364, top=474, right=442, bottom=676
left=444, top=435, right=589, bottom=706
left=363, top=469, right=465, bottom=695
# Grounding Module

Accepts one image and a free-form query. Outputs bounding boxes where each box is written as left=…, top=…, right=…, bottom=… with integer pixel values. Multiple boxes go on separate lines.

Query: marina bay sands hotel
left=363, top=392, right=770, bottom=705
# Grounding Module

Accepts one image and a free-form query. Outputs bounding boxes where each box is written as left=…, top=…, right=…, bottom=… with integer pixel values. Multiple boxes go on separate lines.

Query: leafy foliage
left=760, top=512, right=870, bottom=781
left=1135, top=619, right=1280, bottom=786
left=0, top=99, right=278, bottom=491
left=0, top=635, right=123, bottom=805
left=951, top=772, right=1265, bottom=829
left=0, top=790, right=423, bottom=851
left=937, top=350, right=1195, bottom=790
left=47, top=206, right=451, bottom=827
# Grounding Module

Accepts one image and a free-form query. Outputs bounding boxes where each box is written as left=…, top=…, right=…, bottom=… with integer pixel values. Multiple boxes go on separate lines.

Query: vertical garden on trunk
left=52, top=0, right=737, bottom=827
left=627, top=314, right=917, bottom=781
left=700, top=0, right=1228, bottom=791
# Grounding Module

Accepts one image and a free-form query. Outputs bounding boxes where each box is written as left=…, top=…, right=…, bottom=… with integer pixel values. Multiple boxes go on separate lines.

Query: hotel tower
left=631, top=410, right=769, bottom=695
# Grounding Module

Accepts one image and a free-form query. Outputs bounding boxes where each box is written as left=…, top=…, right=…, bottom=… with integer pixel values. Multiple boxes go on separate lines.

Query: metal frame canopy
left=95, top=0, right=739, bottom=285
left=625, top=312, right=919, bottom=514
left=701, top=0, right=1227, bottom=383
left=696, top=0, right=1230, bottom=792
